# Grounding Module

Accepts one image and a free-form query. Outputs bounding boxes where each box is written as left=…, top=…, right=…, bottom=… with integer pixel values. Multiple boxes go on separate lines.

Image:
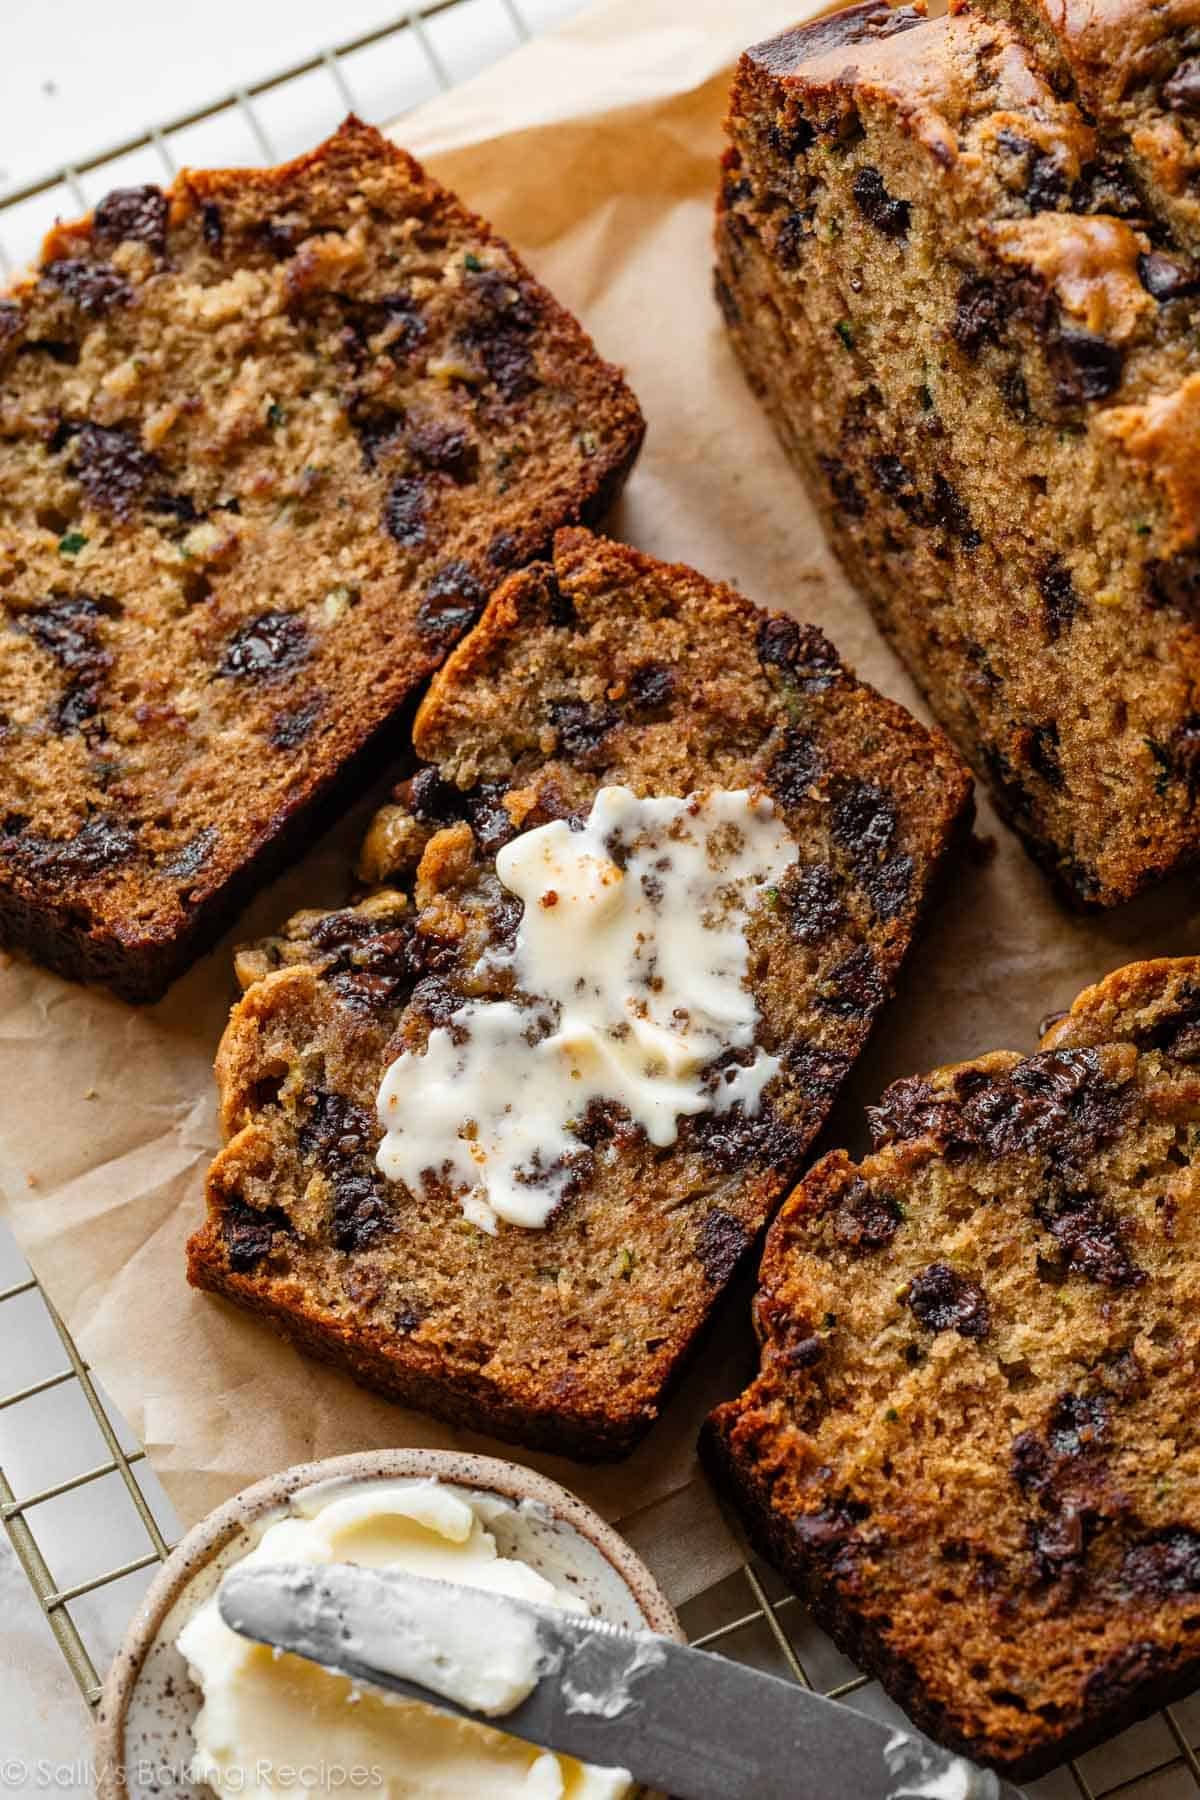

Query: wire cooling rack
left=2, top=3, right=1200, bottom=1794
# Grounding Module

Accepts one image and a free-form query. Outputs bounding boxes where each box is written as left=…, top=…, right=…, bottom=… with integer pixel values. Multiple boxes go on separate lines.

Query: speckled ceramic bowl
left=94, top=1447, right=683, bottom=1799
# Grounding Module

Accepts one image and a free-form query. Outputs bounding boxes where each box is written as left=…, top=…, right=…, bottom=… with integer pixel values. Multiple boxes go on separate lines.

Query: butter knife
left=218, top=1562, right=1023, bottom=1800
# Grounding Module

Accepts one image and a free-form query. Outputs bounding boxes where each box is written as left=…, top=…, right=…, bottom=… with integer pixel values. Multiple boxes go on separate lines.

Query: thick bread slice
left=704, top=957, right=1200, bottom=1777
left=187, top=527, right=972, bottom=1460
left=0, top=119, right=643, bottom=1000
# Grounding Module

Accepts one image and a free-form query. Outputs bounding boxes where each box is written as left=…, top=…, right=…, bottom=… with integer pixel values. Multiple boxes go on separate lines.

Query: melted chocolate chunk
left=864, top=853, right=913, bottom=921
left=201, top=204, right=224, bottom=252
left=1053, top=331, right=1123, bottom=403
left=416, top=561, right=487, bottom=644
left=269, top=698, right=323, bottom=749
left=852, top=166, right=910, bottom=238
left=1084, top=1641, right=1171, bottom=1714
left=627, top=661, right=675, bottom=713
left=1028, top=1506, right=1092, bottom=1583
left=163, top=825, right=219, bottom=882
left=907, top=1262, right=990, bottom=1339
left=408, top=766, right=460, bottom=823
left=549, top=697, right=618, bottom=769
left=1035, top=1188, right=1146, bottom=1289
left=1028, top=721, right=1063, bottom=789
left=868, top=1076, right=957, bottom=1148
left=1134, top=980, right=1200, bottom=1060
left=93, top=184, right=169, bottom=252
left=1, top=812, right=137, bottom=881
left=408, top=420, right=478, bottom=482
left=464, top=782, right=516, bottom=855
left=767, top=114, right=816, bottom=159
left=298, top=1088, right=376, bottom=1166
left=1121, top=1527, right=1200, bottom=1597
left=787, top=1042, right=851, bottom=1121
left=67, top=423, right=157, bottom=518
left=384, top=474, right=428, bottom=545
left=0, top=301, right=23, bottom=348
left=776, top=209, right=815, bottom=268
left=785, top=1333, right=825, bottom=1370
left=783, top=861, right=845, bottom=944
left=696, top=1208, right=752, bottom=1285
left=818, top=454, right=866, bottom=518
left=408, top=976, right=463, bottom=1027
left=820, top=945, right=885, bottom=1018
left=892, top=1049, right=1132, bottom=1167
left=930, top=474, right=981, bottom=550
left=757, top=615, right=843, bottom=690
left=331, top=1171, right=393, bottom=1251
left=1038, top=555, right=1078, bottom=641
left=218, top=610, right=310, bottom=681
left=1164, top=58, right=1200, bottom=113
left=831, top=779, right=897, bottom=860
left=1048, top=1391, right=1109, bottom=1459
left=832, top=1179, right=902, bottom=1251
left=689, top=1098, right=804, bottom=1173
left=1138, top=251, right=1200, bottom=303
left=952, top=277, right=1004, bottom=356
left=223, top=1196, right=292, bottom=1271
left=44, top=258, right=133, bottom=314
left=767, top=729, right=823, bottom=809
left=460, top=268, right=539, bottom=400
left=791, top=1497, right=870, bottom=1579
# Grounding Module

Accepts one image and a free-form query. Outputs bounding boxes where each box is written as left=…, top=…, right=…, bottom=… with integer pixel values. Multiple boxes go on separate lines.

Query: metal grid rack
left=1, top=5, right=1200, bottom=1795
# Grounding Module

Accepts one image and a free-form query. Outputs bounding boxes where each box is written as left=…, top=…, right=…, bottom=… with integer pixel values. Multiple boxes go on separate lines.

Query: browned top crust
left=0, top=119, right=643, bottom=1000
left=747, top=2, right=928, bottom=75
left=704, top=956, right=1200, bottom=1777
left=962, top=0, right=1200, bottom=253
left=187, top=527, right=972, bottom=1461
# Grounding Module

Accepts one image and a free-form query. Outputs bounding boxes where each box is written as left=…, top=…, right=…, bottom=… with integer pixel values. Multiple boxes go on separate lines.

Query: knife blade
left=217, top=1562, right=1023, bottom=1800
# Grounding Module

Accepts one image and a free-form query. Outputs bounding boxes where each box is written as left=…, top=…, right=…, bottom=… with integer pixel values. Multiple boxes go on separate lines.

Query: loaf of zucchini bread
left=718, top=3, right=1200, bottom=905
left=0, top=120, right=643, bottom=1001
left=187, top=528, right=972, bottom=1459
left=703, top=957, right=1200, bottom=1777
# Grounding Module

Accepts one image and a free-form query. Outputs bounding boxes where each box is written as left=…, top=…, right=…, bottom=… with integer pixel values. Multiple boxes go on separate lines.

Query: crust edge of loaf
left=0, top=120, right=646, bottom=1003
left=701, top=954, right=1200, bottom=1776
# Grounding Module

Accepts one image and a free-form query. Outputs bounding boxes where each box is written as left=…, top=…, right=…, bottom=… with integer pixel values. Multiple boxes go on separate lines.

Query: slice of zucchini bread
left=718, top=4, right=1200, bottom=905
left=703, top=957, right=1200, bottom=1777
left=961, top=0, right=1200, bottom=257
left=0, top=120, right=643, bottom=1002
left=187, top=528, right=972, bottom=1460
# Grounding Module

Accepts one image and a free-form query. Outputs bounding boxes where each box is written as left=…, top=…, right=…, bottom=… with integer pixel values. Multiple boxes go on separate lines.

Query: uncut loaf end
left=718, top=3, right=1200, bottom=906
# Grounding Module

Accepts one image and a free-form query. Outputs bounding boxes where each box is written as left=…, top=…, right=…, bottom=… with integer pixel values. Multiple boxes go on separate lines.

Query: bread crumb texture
left=718, top=3, right=1200, bottom=904
left=187, top=528, right=972, bottom=1460
left=0, top=120, right=643, bottom=999
left=704, top=955, right=1200, bottom=1778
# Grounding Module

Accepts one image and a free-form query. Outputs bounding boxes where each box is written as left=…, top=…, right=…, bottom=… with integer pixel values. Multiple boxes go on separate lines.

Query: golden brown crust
left=704, top=956, right=1200, bottom=1776
left=0, top=120, right=643, bottom=1001
left=187, top=527, right=972, bottom=1460
left=964, top=0, right=1200, bottom=254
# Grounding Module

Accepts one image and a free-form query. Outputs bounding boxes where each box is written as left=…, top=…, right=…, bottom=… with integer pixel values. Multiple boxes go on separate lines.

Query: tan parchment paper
left=2, top=0, right=1199, bottom=1609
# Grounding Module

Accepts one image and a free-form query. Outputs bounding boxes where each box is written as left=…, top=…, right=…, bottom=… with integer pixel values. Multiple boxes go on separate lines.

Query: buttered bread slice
left=187, top=528, right=971, bottom=1458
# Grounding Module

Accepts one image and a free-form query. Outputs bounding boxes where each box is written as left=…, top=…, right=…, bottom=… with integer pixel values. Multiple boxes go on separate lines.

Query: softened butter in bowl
left=178, top=1477, right=631, bottom=1797
left=96, top=1447, right=682, bottom=1800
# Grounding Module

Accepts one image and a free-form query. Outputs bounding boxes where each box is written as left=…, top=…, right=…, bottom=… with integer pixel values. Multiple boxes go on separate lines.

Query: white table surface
left=0, top=0, right=585, bottom=1781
